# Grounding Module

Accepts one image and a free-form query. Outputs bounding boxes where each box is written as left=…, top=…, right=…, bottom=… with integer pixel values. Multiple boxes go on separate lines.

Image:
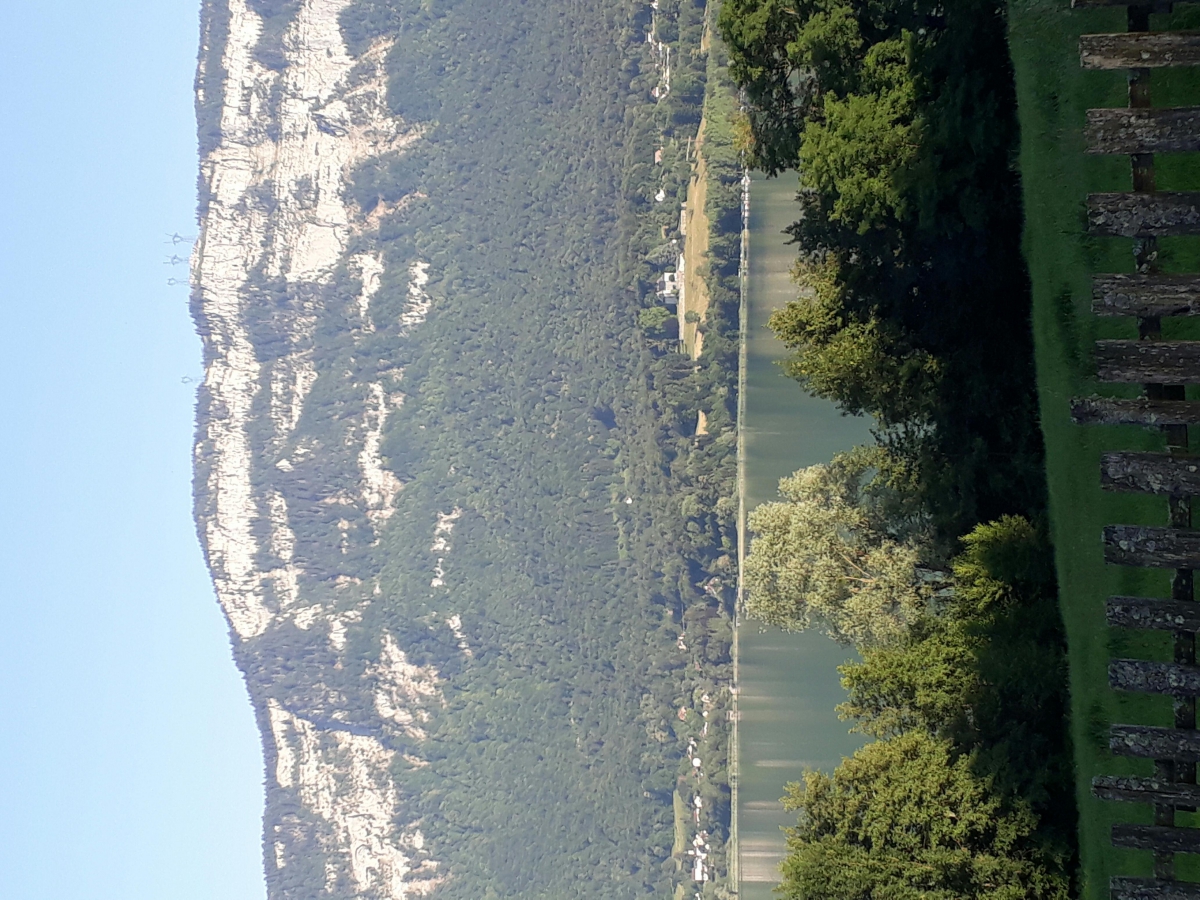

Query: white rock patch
left=429, top=508, right=462, bottom=589
left=267, top=699, right=442, bottom=898
left=271, top=357, right=319, bottom=436
left=400, top=261, right=432, bottom=332
left=329, top=615, right=348, bottom=652
left=193, top=0, right=420, bottom=641
left=360, top=382, right=403, bottom=525
left=293, top=605, right=323, bottom=630
left=353, top=252, right=384, bottom=330
left=324, top=607, right=364, bottom=652
left=266, top=490, right=302, bottom=609
left=446, top=614, right=472, bottom=657
left=372, top=634, right=442, bottom=741
left=269, top=700, right=300, bottom=789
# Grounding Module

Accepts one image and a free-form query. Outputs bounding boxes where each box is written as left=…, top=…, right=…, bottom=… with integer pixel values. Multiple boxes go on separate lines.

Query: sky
left=0, top=4, right=266, bottom=898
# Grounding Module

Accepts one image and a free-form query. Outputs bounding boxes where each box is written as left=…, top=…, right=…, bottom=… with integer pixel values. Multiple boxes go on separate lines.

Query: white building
left=656, top=271, right=678, bottom=305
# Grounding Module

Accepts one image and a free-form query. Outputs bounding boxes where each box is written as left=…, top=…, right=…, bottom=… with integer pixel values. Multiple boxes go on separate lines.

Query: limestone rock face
left=191, top=1, right=437, bottom=896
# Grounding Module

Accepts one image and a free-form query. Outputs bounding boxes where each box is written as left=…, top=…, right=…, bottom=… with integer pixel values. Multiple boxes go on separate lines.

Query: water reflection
left=737, top=174, right=871, bottom=898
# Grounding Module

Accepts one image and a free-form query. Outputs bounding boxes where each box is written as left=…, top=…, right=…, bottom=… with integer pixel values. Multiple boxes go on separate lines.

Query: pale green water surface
left=737, top=175, right=871, bottom=899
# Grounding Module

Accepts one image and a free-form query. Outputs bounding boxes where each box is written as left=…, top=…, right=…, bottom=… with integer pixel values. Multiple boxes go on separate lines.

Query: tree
left=779, top=731, right=1070, bottom=900
left=835, top=516, right=1058, bottom=736
left=836, top=515, right=1073, bottom=831
left=798, top=37, right=917, bottom=233
left=639, top=305, right=675, bottom=339
left=836, top=614, right=972, bottom=739
left=768, top=254, right=938, bottom=424
left=835, top=517, right=1050, bottom=739
left=716, top=0, right=923, bottom=174
left=743, top=447, right=932, bottom=647
left=950, top=516, right=1056, bottom=619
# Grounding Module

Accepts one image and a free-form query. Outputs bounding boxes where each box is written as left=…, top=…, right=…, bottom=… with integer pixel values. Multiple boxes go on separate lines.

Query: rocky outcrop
left=191, top=1, right=436, bottom=895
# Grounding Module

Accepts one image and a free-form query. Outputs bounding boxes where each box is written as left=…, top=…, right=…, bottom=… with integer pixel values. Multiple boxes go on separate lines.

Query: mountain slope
left=191, top=0, right=739, bottom=897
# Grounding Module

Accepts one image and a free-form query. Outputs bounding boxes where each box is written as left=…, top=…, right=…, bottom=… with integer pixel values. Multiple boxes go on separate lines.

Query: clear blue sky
left=0, top=4, right=266, bottom=898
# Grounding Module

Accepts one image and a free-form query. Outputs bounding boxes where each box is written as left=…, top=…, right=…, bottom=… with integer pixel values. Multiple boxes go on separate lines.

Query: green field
left=1008, top=2, right=1200, bottom=894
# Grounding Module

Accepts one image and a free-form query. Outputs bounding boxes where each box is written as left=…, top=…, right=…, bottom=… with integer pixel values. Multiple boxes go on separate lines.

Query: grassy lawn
left=1008, top=2, right=1200, bottom=895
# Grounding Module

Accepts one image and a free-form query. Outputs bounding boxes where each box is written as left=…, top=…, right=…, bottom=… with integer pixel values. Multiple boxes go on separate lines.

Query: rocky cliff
left=193, top=2, right=446, bottom=894
left=191, top=1, right=738, bottom=897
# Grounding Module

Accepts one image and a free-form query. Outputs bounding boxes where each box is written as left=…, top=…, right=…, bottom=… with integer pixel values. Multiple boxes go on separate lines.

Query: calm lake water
left=737, top=174, right=871, bottom=898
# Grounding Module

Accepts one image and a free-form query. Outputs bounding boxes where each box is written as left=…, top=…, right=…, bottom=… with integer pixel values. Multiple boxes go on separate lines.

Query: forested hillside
left=191, top=0, right=743, bottom=897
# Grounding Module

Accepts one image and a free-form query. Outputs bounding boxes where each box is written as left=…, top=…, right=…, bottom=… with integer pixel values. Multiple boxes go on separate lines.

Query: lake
left=736, top=174, right=871, bottom=899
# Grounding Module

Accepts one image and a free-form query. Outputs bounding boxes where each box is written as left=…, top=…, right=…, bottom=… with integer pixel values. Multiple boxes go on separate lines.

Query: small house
left=656, top=271, right=678, bottom=305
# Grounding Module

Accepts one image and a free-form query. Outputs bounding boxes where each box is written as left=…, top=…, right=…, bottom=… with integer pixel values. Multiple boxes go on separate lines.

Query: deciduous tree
left=744, top=448, right=931, bottom=646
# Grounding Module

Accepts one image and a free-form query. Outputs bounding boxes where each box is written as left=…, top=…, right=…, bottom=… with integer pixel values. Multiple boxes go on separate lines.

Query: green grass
left=673, top=788, right=688, bottom=862
left=1008, top=2, right=1200, bottom=895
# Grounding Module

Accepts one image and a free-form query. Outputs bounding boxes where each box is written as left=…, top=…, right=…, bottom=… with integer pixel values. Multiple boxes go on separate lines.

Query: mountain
left=190, top=0, right=741, bottom=897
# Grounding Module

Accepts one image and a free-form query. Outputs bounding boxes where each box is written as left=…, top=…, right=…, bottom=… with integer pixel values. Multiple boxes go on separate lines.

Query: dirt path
left=680, top=119, right=711, bottom=359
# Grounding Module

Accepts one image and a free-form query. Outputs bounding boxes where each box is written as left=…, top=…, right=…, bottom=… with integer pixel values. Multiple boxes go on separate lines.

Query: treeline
left=625, top=0, right=747, bottom=615
left=722, top=0, right=1046, bottom=539
left=719, top=0, right=1076, bottom=896
left=616, top=0, right=751, bottom=887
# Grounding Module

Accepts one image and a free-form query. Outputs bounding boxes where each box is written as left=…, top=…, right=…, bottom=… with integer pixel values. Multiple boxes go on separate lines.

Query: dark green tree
left=779, top=731, right=1070, bottom=900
